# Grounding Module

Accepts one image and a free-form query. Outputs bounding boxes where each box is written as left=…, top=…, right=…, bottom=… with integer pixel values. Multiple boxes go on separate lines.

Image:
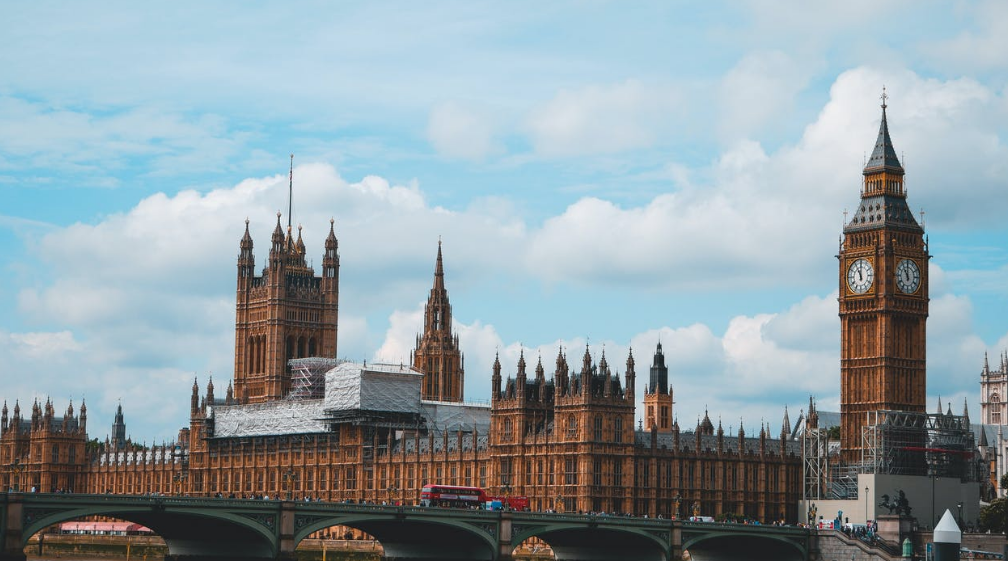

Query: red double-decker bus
left=419, top=484, right=529, bottom=510
left=419, top=484, right=488, bottom=508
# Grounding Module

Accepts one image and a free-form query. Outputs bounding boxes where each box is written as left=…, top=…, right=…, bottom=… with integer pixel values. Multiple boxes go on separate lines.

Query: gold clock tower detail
left=839, top=96, right=929, bottom=464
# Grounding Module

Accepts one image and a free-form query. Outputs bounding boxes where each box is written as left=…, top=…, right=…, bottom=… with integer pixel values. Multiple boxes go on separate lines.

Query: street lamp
left=282, top=469, right=295, bottom=501
left=172, top=472, right=187, bottom=496
left=8, top=459, right=23, bottom=492
left=957, top=502, right=963, bottom=527
left=864, top=486, right=869, bottom=524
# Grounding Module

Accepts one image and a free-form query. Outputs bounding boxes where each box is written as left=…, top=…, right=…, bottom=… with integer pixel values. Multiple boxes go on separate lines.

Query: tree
left=999, top=472, right=1008, bottom=492
left=979, top=497, right=1008, bottom=533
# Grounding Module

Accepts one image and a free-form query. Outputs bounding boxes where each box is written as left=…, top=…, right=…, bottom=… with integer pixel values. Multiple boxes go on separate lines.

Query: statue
left=878, top=490, right=912, bottom=516
left=894, top=490, right=911, bottom=517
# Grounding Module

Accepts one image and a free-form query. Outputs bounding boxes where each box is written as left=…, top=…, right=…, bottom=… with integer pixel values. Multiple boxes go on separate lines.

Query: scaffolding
left=803, top=409, right=980, bottom=502
left=803, top=425, right=828, bottom=500
left=287, top=357, right=339, bottom=400
left=863, top=410, right=978, bottom=480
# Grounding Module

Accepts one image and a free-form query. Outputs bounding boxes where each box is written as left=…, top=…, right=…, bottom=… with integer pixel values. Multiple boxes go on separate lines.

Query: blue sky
left=2, top=1, right=1007, bottom=441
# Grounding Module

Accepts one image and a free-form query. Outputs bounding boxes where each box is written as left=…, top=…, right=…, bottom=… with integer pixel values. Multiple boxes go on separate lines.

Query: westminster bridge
left=0, top=492, right=817, bottom=561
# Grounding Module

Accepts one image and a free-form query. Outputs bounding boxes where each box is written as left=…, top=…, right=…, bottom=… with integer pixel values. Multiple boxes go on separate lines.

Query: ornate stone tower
left=839, top=97, right=929, bottom=463
left=644, top=342, right=674, bottom=432
left=980, top=351, right=1008, bottom=425
left=412, top=241, right=465, bottom=402
left=233, top=167, right=340, bottom=403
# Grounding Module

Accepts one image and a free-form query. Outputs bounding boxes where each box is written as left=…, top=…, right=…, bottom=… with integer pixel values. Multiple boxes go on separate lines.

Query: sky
left=1, top=1, right=1007, bottom=443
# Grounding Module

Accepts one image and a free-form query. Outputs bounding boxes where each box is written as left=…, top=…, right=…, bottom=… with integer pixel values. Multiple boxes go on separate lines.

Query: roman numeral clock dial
left=846, top=258, right=874, bottom=294
left=896, top=258, right=921, bottom=294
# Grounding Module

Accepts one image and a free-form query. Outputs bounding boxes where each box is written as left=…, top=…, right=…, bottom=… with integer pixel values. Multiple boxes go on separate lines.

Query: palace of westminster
left=1, top=102, right=1001, bottom=525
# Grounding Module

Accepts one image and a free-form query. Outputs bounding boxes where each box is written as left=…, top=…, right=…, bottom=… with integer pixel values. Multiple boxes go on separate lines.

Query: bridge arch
left=20, top=497, right=279, bottom=559
left=511, top=517, right=670, bottom=561
left=681, top=526, right=806, bottom=561
left=292, top=506, right=499, bottom=561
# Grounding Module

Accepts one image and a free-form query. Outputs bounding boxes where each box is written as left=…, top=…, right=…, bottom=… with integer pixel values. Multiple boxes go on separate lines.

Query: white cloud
left=525, top=80, right=680, bottom=157
left=3, top=65, right=1005, bottom=446
left=717, top=51, right=814, bottom=141
left=921, top=1, right=1008, bottom=71
left=0, top=96, right=246, bottom=181
left=427, top=102, right=499, bottom=161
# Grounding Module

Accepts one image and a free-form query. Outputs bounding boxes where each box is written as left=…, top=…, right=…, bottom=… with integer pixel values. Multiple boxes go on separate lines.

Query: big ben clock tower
left=839, top=94, right=929, bottom=464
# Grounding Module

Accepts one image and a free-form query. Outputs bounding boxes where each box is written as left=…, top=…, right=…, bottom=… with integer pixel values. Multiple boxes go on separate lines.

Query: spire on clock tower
left=864, top=88, right=904, bottom=175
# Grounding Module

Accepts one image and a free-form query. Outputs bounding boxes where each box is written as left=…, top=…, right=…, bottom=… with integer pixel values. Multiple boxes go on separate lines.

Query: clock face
left=847, top=258, right=874, bottom=294
left=895, top=258, right=921, bottom=294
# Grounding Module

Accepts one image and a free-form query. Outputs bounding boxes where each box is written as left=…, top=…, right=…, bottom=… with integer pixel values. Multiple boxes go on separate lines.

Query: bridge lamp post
left=387, top=484, right=398, bottom=506
left=8, top=459, right=23, bottom=492
left=864, top=486, right=869, bottom=524
left=173, top=472, right=187, bottom=496
left=283, top=469, right=295, bottom=501
left=957, top=501, right=963, bottom=527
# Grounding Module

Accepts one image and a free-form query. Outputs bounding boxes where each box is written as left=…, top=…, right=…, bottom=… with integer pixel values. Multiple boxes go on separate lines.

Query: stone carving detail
left=240, top=512, right=277, bottom=531
left=466, top=521, right=497, bottom=539
left=23, top=507, right=61, bottom=526
left=294, top=515, right=329, bottom=532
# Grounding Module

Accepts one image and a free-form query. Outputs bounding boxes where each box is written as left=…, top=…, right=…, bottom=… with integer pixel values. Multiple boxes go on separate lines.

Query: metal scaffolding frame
left=802, top=425, right=828, bottom=500
left=863, top=410, right=977, bottom=480
left=802, top=408, right=980, bottom=502
left=287, top=357, right=340, bottom=400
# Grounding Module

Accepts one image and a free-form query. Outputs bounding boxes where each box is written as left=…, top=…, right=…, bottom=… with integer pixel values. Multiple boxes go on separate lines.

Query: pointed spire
left=937, top=395, right=943, bottom=415
left=963, top=397, right=970, bottom=425
left=295, top=224, right=306, bottom=257
left=270, top=211, right=285, bottom=256
left=287, top=153, right=294, bottom=231
left=434, top=238, right=445, bottom=291
left=984, top=351, right=990, bottom=375
left=782, top=406, right=791, bottom=439
left=980, top=425, right=989, bottom=447
left=864, top=87, right=903, bottom=174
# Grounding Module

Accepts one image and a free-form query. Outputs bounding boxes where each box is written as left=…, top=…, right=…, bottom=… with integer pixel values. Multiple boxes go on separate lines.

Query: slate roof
left=844, top=194, right=922, bottom=233
left=864, top=105, right=904, bottom=174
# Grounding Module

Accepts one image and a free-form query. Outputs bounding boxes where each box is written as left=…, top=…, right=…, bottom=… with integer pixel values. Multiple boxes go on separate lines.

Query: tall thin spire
left=287, top=154, right=294, bottom=231
left=434, top=238, right=445, bottom=291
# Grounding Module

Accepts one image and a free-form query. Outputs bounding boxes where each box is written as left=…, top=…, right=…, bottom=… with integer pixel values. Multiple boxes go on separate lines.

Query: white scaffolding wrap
left=210, top=400, right=327, bottom=438
left=323, top=362, right=422, bottom=414
left=420, top=400, right=491, bottom=433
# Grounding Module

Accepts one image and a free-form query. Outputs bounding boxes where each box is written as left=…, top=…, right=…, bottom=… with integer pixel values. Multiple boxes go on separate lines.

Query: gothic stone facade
left=2, top=209, right=802, bottom=524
